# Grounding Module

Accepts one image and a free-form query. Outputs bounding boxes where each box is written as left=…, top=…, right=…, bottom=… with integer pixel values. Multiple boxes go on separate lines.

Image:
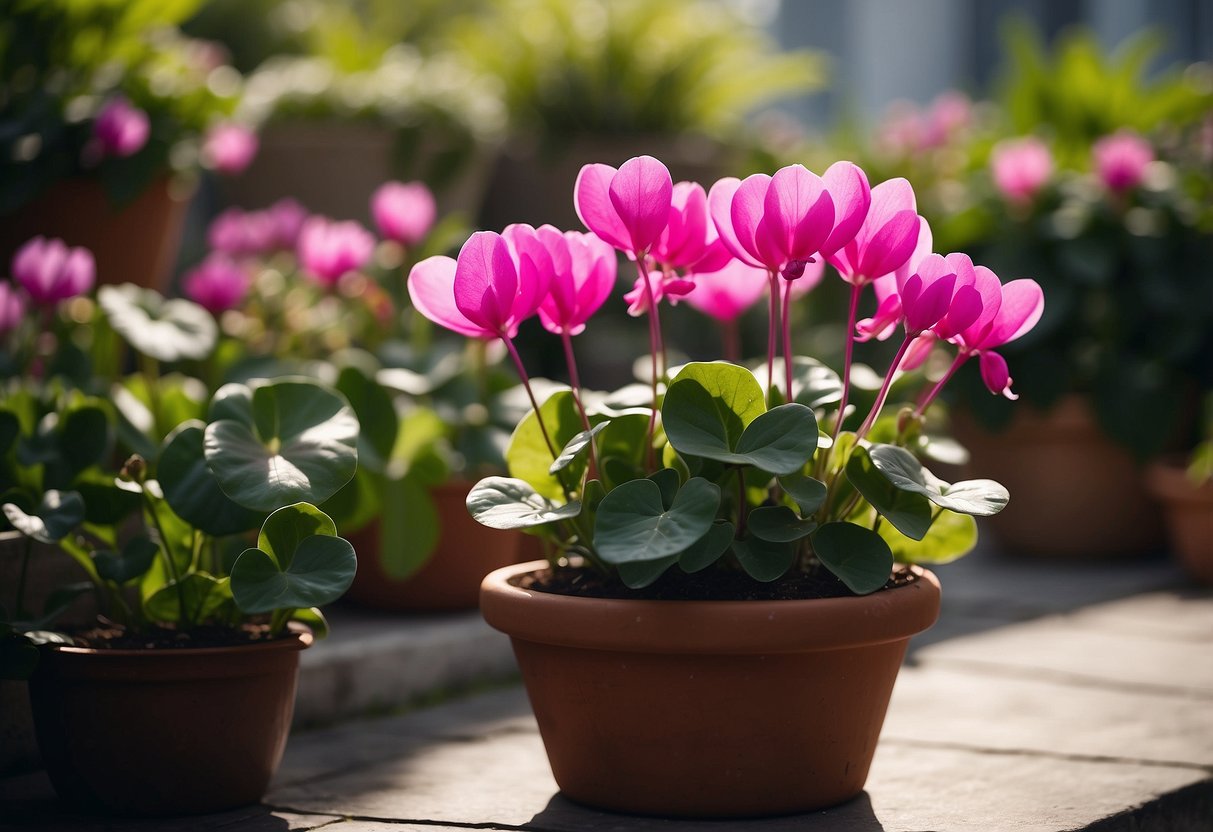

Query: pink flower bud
left=203, top=123, right=259, bottom=176
left=296, top=217, right=376, bottom=287
left=371, top=181, right=437, bottom=247
left=183, top=254, right=251, bottom=314
left=12, top=237, right=95, bottom=305
left=1092, top=131, right=1154, bottom=192
left=990, top=137, right=1052, bottom=204
left=93, top=97, right=150, bottom=158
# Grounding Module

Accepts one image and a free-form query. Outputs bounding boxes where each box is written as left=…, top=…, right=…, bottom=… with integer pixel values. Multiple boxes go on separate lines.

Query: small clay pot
left=480, top=561, right=940, bottom=818
left=29, top=632, right=310, bottom=816
left=344, top=480, right=522, bottom=611
left=1147, top=461, right=1213, bottom=584
left=952, top=395, right=1162, bottom=558
left=0, top=177, right=192, bottom=290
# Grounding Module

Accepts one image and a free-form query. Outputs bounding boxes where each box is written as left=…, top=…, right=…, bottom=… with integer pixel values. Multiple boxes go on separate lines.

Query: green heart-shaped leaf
left=647, top=468, right=681, bottom=509
left=868, top=445, right=1009, bottom=516
left=159, top=423, right=261, bottom=537
left=204, top=380, right=359, bottom=512
left=879, top=509, right=977, bottom=565
left=730, top=404, right=818, bottom=474
left=145, top=573, right=234, bottom=623
left=812, top=522, right=893, bottom=595
left=549, top=421, right=609, bottom=475
left=731, top=535, right=796, bottom=582
left=845, top=446, right=933, bottom=540
left=594, top=477, right=719, bottom=565
left=2, top=491, right=85, bottom=543
left=290, top=606, right=330, bottom=640
left=208, top=383, right=254, bottom=424
left=230, top=534, right=357, bottom=614
left=335, top=365, right=398, bottom=473
left=98, top=284, right=217, bottom=363
left=748, top=506, right=817, bottom=543
left=678, top=521, right=735, bottom=572
left=59, top=403, right=110, bottom=474
left=94, top=536, right=157, bottom=584
left=466, top=477, right=582, bottom=530
left=379, top=475, right=439, bottom=579
left=780, top=473, right=828, bottom=515
left=662, top=362, right=766, bottom=460
left=258, top=503, right=338, bottom=568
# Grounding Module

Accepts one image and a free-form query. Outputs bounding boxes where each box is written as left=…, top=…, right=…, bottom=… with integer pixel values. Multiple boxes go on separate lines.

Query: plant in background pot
left=409, top=154, right=1042, bottom=816
left=0, top=0, right=257, bottom=288
left=2, top=375, right=360, bottom=816
left=1147, top=396, right=1213, bottom=584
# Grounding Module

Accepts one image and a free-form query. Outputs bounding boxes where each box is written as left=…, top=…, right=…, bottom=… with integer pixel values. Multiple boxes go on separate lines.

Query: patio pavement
left=2, top=549, right=1211, bottom=831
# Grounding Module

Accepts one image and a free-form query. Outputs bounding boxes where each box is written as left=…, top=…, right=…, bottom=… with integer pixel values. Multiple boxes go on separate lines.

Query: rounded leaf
left=231, top=535, right=357, bottom=614
left=98, top=284, right=217, bottom=363
left=594, top=477, right=720, bottom=564
left=159, top=423, right=261, bottom=536
left=811, top=522, right=893, bottom=595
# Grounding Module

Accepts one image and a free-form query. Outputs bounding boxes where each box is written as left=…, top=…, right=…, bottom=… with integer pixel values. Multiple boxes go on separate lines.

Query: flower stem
left=502, top=336, right=557, bottom=461
left=721, top=319, right=740, bottom=363
left=636, top=257, right=661, bottom=472
left=765, top=271, right=779, bottom=393
left=856, top=334, right=914, bottom=442
left=833, top=282, right=863, bottom=441
left=781, top=278, right=795, bottom=402
left=560, top=329, right=599, bottom=479
left=914, top=351, right=969, bottom=419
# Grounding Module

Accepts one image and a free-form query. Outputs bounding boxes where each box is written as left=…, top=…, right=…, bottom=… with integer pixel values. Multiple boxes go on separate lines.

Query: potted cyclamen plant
left=180, top=185, right=522, bottom=611
left=1147, top=396, right=1213, bottom=584
left=408, top=155, right=1043, bottom=816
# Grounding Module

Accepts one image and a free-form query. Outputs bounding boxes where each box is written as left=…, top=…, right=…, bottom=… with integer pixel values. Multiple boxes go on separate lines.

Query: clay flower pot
left=952, top=395, right=1162, bottom=558
left=344, top=480, right=522, bottom=611
left=480, top=561, right=941, bottom=818
left=28, top=632, right=311, bottom=816
left=1147, top=461, right=1213, bottom=584
left=0, top=177, right=192, bottom=290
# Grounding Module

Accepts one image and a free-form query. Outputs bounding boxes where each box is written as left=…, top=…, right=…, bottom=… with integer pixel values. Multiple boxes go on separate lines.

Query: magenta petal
left=935, top=284, right=983, bottom=339
left=454, top=231, right=516, bottom=334
left=730, top=173, right=774, bottom=269
left=858, top=211, right=921, bottom=280
left=408, top=256, right=492, bottom=339
left=608, top=155, right=673, bottom=254
left=855, top=293, right=903, bottom=342
left=708, top=178, right=762, bottom=268
left=575, top=164, right=631, bottom=251
left=658, top=181, right=709, bottom=267
left=986, top=278, right=1045, bottom=347
left=902, top=332, right=937, bottom=371
left=820, top=161, right=871, bottom=255
left=683, top=260, right=767, bottom=322
left=501, top=224, right=552, bottom=324
left=957, top=266, right=1004, bottom=348
left=979, top=350, right=1017, bottom=399
left=763, top=165, right=834, bottom=263
left=865, top=178, right=918, bottom=232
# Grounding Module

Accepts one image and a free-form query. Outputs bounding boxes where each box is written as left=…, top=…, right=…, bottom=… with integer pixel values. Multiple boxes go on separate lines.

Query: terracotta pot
left=344, top=480, right=522, bottom=611
left=29, top=632, right=310, bottom=816
left=0, top=177, right=192, bottom=290
left=480, top=561, right=941, bottom=818
left=1147, top=461, right=1213, bottom=584
left=220, top=121, right=492, bottom=222
left=952, top=395, right=1162, bottom=558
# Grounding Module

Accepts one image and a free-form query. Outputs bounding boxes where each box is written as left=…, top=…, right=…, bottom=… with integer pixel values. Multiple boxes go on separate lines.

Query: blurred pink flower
left=296, top=217, right=376, bottom=287
left=266, top=199, right=308, bottom=250
left=183, top=254, right=251, bottom=313
left=203, top=123, right=259, bottom=175
left=93, top=97, right=150, bottom=158
left=408, top=230, right=549, bottom=340
left=990, top=137, right=1053, bottom=204
left=575, top=156, right=673, bottom=255
left=0, top=282, right=26, bottom=335
left=207, top=208, right=276, bottom=256
left=1092, top=131, right=1154, bottom=192
left=372, top=181, right=437, bottom=247
left=12, top=237, right=95, bottom=305
left=923, top=92, right=973, bottom=147
left=681, top=260, right=769, bottom=322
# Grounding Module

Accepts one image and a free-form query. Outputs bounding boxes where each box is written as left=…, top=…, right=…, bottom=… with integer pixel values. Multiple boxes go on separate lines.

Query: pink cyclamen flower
left=296, top=217, right=376, bottom=287
left=953, top=269, right=1045, bottom=400
left=93, top=97, right=150, bottom=158
left=856, top=217, right=934, bottom=342
left=651, top=182, right=732, bottom=273
left=12, top=237, right=95, bottom=305
left=208, top=208, right=276, bottom=257
left=203, top=123, right=259, bottom=175
left=575, top=156, right=674, bottom=255
left=682, top=260, right=770, bottom=322
left=183, top=254, right=251, bottom=314
left=0, top=283, right=26, bottom=335
left=408, top=230, right=550, bottom=340
left=824, top=177, right=922, bottom=285
left=1092, top=131, right=1154, bottom=192
left=990, top=137, right=1053, bottom=204
left=372, top=181, right=437, bottom=247
left=533, top=227, right=617, bottom=336
left=266, top=199, right=308, bottom=251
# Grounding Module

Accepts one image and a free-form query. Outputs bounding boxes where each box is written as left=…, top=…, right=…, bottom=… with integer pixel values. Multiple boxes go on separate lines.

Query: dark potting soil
left=516, top=564, right=918, bottom=602
left=63, top=621, right=283, bottom=650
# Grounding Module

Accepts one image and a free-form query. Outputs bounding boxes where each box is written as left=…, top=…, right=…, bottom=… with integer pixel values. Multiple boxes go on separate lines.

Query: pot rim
left=481, top=561, right=940, bottom=655
left=41, top=629, right=314, bottom=660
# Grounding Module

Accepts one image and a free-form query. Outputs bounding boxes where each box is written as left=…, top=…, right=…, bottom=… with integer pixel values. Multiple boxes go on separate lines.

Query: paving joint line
left=914, top=656, right=1213, bottom=700
left=880, top=736, right=1213, bottom=774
